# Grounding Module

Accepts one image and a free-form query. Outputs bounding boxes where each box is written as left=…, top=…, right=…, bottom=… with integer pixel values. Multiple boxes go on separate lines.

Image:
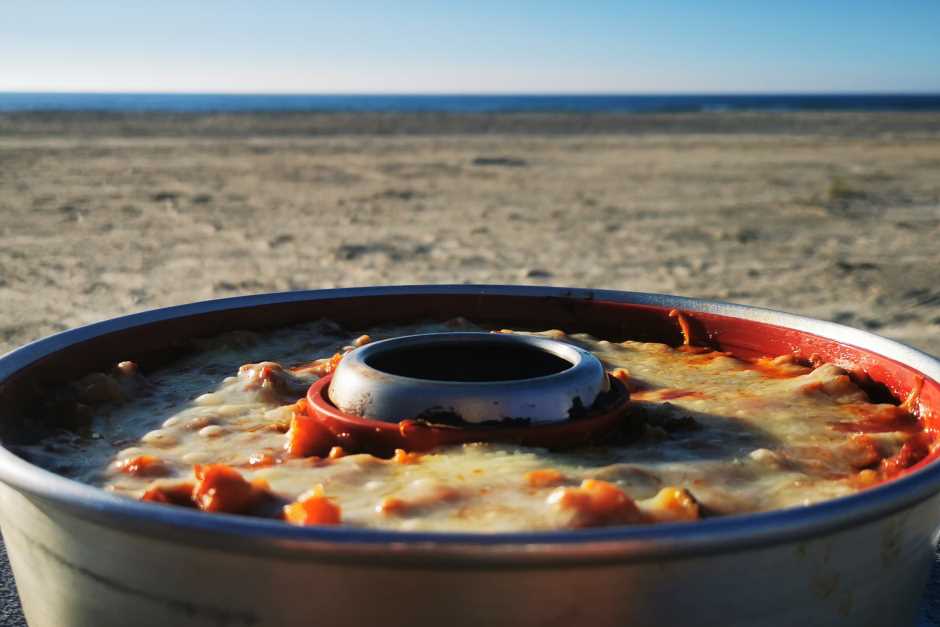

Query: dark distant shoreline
left=2, top=92, right=940, bottom=115
left=2, top=110, right=940, bottom=138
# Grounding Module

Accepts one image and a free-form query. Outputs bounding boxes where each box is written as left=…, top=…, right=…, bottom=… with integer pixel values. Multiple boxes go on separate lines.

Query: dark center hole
left=365, top=342, right=573, bottom=382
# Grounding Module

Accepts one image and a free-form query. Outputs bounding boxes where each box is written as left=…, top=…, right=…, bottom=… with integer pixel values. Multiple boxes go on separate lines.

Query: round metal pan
left=0, top=285, right=938, bottom=627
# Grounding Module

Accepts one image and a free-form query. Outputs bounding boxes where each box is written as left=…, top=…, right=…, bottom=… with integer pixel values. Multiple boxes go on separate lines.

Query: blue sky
left=1, top=1, right=938, bottom=93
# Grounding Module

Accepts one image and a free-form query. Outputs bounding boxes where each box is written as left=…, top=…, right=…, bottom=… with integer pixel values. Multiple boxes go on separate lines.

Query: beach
left=1, top=111, right=939, bottom=355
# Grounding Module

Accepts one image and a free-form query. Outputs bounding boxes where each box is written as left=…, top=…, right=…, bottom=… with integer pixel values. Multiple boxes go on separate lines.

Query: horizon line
left=2, top=89, right=940, bottom=97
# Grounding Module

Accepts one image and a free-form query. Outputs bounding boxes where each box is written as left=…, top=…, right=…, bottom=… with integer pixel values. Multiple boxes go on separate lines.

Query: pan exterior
left=2, top=483, right=936, bottom=627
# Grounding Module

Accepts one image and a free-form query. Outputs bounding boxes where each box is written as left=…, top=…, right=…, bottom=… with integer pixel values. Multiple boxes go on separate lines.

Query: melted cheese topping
left=24, top=320, right=927, bottom=532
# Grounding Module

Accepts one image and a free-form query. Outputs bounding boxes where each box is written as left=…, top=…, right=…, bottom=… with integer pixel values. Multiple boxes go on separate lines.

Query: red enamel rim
left=305, top=373, right=632, bottom=456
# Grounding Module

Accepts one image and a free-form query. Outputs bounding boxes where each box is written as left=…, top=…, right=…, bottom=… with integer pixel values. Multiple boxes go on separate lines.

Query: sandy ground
left=0, top=112, right=939, bottom=356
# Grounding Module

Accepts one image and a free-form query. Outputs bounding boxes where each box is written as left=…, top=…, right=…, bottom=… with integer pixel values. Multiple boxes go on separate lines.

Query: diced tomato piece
left=141, top=482, right=196, bottom=507
left=285, top=410, right=335, bottom=458
left=376, top=497, right=409, bottom=516
left=192, top=464, right=265, bottom=514
left=548, top=479, right=644, bottom=527
left=610, top=367, right=648, bottom=393
left=524, top=468, right=565, bottom=488
left=854, top=469, right=880, bottom=488
left=641, top=486, right=700, bottom=522
left=283, top=487, right=341, bottom=525
left=610, top=368, right=630, bottom=384
left=392, top=449, right=422, bottom=464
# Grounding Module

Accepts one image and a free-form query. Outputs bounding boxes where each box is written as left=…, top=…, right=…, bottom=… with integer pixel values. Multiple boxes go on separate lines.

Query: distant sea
left=1, top=92, right=940, bottom=114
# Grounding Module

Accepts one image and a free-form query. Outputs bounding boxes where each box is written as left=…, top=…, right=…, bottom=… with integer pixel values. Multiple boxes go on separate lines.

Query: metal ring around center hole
left=328, top=332, right=609, bottom=425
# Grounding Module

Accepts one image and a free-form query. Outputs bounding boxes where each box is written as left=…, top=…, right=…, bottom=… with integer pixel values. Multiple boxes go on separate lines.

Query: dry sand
left=1, top=111, right=939, bottom=355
